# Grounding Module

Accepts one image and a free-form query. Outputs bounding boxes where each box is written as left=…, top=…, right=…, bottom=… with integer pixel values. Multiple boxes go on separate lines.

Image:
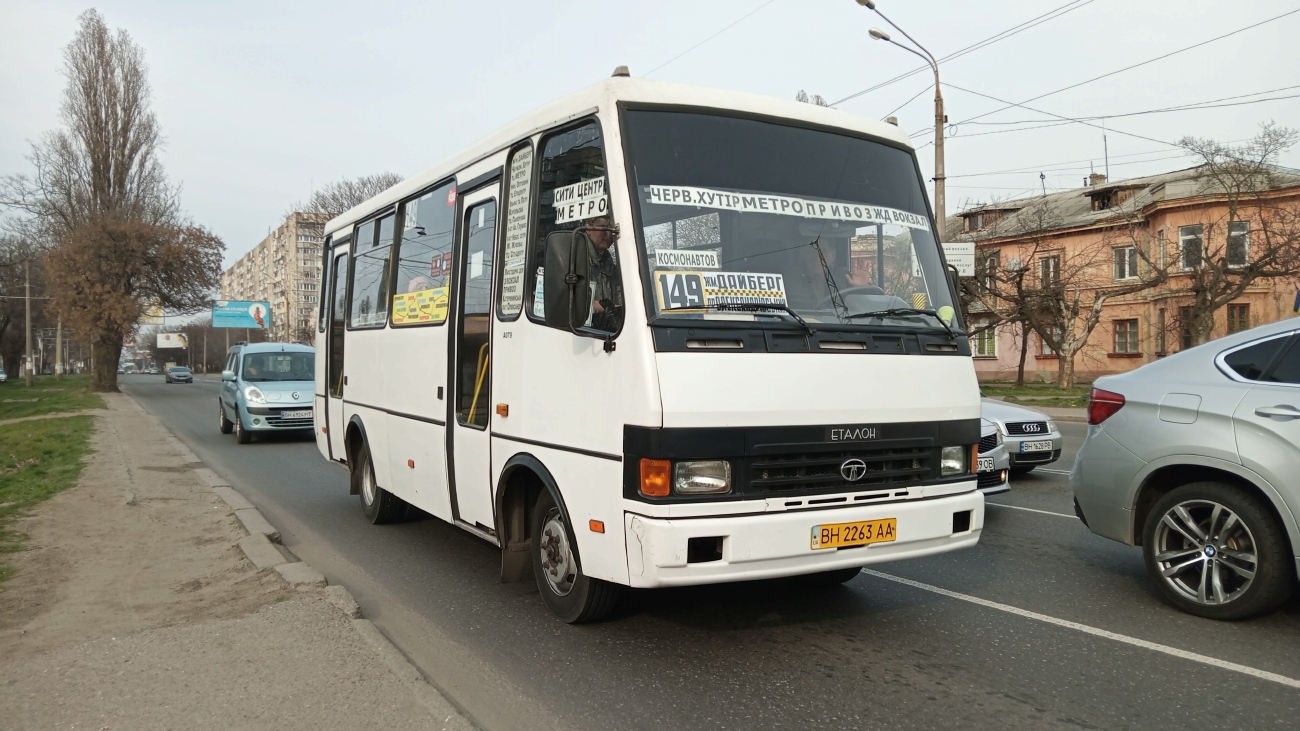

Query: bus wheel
left=356, top=446, right=406, bottom=525
left=531, top=490, right=619, bottom=623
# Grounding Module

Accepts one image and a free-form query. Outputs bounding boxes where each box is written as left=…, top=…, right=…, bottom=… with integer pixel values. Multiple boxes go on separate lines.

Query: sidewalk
left=0, top=393, right=473, bottom=730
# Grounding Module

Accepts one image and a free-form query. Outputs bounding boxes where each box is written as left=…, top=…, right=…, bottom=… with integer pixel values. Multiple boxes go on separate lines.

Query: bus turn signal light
left=640, top=458, right=671, bottom=497
left=589, top=520, right=605, bottom=533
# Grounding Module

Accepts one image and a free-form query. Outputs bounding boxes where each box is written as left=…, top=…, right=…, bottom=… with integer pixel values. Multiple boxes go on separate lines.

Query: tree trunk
left=1193, top=308, right=1216, bottom=346
left=1015, top=321, right=1030, bottom=386
left=1057, top=353, right=1076, bottom=389
left=93, top=332, right=123, bottom=392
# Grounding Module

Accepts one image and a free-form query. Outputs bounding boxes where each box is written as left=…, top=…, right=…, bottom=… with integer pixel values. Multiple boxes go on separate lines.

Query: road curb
left=118, top=388, right=478, bottom=731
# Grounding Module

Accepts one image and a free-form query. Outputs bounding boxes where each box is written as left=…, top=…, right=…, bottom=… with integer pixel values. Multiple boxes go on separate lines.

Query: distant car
left=0, top=368, right=7, bottom=383
left=218, top=342, right=315, bottom=444
left=165, top=366, right=193, bottom=384
left=976, top=418, right=1010, bottom=495
left=981, top=399, right=1062, bottom=474
left=1073, top=318, right=1300, bottom=620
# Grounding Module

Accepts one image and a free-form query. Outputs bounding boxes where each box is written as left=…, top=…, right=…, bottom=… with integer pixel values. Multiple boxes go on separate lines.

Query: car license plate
left=977, top=456, right=994, bottom=472
left=281, top=409, right=312, bottom=419
left=1020, top=440, right=1053, bottom=453
left=810, top=518, right=897, bottom=550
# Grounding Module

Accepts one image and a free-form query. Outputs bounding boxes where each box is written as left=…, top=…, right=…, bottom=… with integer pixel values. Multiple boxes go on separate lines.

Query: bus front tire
left=357, top=447, right=406, bottom=525
left=531, top=490, right=619, bottom=624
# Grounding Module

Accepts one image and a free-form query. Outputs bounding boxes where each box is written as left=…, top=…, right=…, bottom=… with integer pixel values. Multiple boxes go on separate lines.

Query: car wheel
left=532, top=489, right=619, bottom=623
left=355, top=446, right=406, bottom=524
left=1010, top=465, right=1035, bottom=475
left=234, top=409, right=253, bottom=444
left=218, top=400, right=233, bottom=434
left=1142, top=481, right=1292, bottom=620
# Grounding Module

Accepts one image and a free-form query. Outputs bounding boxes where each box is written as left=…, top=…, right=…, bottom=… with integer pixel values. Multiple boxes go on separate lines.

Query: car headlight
left=244, top=386, right=267, bottom=404
left=994, top=421, right=1009, bottom=436
left=941, top=446, right=967, bottom=477
left=996, top=430, right=1004, bottom=447
left=1045, top=418, right=1057, bottom=433
left=674, top=460, right=731, bottom=494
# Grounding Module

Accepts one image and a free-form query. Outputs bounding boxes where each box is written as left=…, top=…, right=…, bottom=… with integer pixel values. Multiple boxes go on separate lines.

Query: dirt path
left=0, top=408, right=105, bottom=427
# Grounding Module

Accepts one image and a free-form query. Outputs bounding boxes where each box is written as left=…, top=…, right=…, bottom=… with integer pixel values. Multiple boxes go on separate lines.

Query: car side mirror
left=543, top=230, right=592, bottom=333
left=222, top=370, right=235, bottom=382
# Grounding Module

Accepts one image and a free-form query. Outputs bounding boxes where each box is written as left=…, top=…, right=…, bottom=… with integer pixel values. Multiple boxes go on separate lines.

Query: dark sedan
left=165, top=367, right=193, bottom=384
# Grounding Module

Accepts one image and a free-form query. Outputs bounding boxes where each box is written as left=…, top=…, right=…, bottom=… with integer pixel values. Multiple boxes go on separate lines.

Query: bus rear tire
left=356, top=446, right=406, bottom=525
left=532, top=490, right=619, bottom=624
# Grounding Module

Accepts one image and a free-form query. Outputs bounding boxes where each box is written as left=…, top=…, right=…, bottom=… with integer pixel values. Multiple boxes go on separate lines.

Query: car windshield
left=241, top=352, right=314, bottom=382
left=624, top=111, right=956, bottom=330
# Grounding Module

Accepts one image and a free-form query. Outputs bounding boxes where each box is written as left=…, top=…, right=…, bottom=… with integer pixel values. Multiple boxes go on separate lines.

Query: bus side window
left=349, top=215, right=395, bottom=328
left=527, top=119, right=622, bottom=333
left=393, top=181, right=456, bottom=326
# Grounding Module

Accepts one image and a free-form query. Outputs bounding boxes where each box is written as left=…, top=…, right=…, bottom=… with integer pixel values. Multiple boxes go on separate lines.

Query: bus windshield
left=624, top=110, right=955, bottom=330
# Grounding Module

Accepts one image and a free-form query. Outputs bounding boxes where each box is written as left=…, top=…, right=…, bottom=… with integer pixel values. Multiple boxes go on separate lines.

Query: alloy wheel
left=1152, top=499, right=1258, bottom=606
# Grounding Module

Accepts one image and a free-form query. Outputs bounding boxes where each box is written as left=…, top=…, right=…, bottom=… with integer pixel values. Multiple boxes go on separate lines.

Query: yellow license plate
left=810, top=518, right=897, bottom=550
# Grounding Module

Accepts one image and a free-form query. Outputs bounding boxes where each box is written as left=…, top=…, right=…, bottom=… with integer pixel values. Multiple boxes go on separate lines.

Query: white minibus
left=314, top=71, right=984, bottom=623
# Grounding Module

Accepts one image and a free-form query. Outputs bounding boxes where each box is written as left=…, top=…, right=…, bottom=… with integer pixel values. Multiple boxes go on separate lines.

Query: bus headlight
left=940, top=446, right=967, bottom=477
left=674, top=460, right=732, bottom=495
left=244, top=386, right=267, bottom=404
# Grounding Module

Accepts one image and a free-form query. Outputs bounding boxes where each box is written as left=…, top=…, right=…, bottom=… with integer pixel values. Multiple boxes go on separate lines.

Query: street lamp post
left=857, top=1, right=946, bottom=235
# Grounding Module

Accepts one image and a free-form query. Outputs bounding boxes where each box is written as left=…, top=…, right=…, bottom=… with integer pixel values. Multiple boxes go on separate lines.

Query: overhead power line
left=956, top=85, right=1300, bottom=126
left=644, top=0, right=780, bottom=77
left=945, top=8, right=1300, bottom=129
left=832, top=0, right=1096, bottom=107
left=945, top=136, right=1258, bottom=180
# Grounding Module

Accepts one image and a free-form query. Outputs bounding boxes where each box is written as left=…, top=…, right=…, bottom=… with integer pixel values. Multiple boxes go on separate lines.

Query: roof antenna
left=612, top=65, right=630, bottom=77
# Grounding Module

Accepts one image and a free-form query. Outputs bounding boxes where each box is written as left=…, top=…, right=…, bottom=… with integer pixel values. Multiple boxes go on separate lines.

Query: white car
left=977, top=418, right=1010, bottom=494
left=981, top=400, right=1063, bottom=474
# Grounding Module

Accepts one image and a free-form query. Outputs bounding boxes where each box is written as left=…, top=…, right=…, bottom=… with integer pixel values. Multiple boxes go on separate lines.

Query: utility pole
left=24, top=264, right=33, bottom=387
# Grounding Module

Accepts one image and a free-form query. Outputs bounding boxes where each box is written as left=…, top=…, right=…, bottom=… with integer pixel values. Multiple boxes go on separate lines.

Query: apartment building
left=220, top=212, right=328, bottom=343
left=949, top=165, right=1300, bottom=382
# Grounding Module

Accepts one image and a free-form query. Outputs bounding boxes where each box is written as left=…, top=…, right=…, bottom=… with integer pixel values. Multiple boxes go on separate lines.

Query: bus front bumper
left=623, top=489, right=984, bottom=588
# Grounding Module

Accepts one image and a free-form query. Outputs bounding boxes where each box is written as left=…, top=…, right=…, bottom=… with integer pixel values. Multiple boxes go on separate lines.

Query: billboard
left=157, top=333, right=189, bottom=349
left=213, top=300, right=271, bottom=329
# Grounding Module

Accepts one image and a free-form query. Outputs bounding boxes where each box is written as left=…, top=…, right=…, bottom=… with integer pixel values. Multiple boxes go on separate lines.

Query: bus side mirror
left=543, top=230, right=592, bottom=332
left=945, top=264, right=965, bottom=327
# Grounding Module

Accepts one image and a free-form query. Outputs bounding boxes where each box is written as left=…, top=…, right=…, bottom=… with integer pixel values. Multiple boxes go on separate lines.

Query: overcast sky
left=3, top=0, right=1298, bottom=270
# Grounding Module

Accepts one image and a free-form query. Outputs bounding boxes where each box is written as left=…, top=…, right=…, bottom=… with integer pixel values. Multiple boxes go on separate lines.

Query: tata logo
left=1021, top=423, right=1042, bottom=433
left=840, top=459, right=868, bottom=482
left=827, top=425, right=879, bottom=442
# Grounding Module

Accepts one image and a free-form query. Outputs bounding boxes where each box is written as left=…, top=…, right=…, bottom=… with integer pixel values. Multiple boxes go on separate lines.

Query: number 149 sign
left=655, top=271, right=706, bottom=312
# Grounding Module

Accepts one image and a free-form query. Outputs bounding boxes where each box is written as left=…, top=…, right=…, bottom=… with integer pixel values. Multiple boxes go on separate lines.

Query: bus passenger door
left=326, top=250, right=349, bottom=461
left=448, top=186, right=499, bottom=531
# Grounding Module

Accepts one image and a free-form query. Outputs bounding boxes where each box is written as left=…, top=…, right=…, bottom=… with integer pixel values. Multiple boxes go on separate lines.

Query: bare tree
left=0, top=10, right=223, bottom=391
left=795, top=90, right=830, bottom=106
left=294, top=173, right=403, bottom=218
left=1170, top=124, right=1300, bottom=345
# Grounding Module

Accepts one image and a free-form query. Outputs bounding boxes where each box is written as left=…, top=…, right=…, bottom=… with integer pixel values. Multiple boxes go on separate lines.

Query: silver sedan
left=1072, top=318, right=1300, bottom=620
left=977, top=418, right=1010, bottom=495
left=981, top=399, right=1062, bottom=474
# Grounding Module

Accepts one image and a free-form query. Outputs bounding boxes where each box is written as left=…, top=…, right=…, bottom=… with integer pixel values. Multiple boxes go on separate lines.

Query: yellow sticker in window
left=392, top=286, right=449, bottom=324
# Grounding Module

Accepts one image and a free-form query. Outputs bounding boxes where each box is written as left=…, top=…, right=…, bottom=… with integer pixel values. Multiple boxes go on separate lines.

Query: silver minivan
left=1072, top=318, right=1300, bottom=620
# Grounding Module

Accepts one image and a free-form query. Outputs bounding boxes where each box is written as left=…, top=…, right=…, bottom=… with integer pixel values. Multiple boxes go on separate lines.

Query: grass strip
left=981, top=384, right=1091, bottom=398
left=0, top=374, right=104, bottom=420
left=0, top=415, right=95, bottom=584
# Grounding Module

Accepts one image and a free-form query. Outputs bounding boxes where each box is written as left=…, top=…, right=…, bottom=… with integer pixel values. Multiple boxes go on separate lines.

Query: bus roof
left=325, top=75, right=916, bottom=237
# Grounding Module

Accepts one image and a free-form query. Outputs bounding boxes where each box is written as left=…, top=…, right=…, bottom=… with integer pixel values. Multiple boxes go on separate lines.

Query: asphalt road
left=122, top=375, right=1300, bottom=730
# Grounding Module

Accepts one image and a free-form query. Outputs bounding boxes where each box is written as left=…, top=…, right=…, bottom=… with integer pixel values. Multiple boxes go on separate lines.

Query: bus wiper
left=845, top=307, right=954, bottom=339
left=662, top=302, right=817, bottom=335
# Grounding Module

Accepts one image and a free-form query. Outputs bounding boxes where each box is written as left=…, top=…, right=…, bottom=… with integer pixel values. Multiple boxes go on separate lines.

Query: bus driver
left=580, top=215, right=623, bottom=331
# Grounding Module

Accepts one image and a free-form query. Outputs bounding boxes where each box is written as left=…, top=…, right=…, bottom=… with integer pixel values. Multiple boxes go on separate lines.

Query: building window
left=1113, top=246, right=1138, bottom=280
left=1227, top=221, right=1249, bottom=267
left=1179, top=225, right=1203, bottom=270
left=1228, top=303, right=1251, bottom=334
left=1179, top=306, right=1194, bottom=350
left=1113, top=319, right=1139, bottom=354
left=1156, top=308, right=1166, bottom=354
left=1039, top=325, right=1059, bottom=356
left=972, top=323, right=996, bottom=357
left=1039, top=255, right=1060, bottom=287
left=978, top=250, right=1000, bottom=292
left=1156, top=229, right=1166, bottom=269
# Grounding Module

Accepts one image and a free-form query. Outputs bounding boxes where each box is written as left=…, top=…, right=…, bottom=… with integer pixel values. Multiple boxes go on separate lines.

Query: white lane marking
left=986, top=502, right=1076, bottom=519
left=1035, top=468, right=1071, bottom=475
left=860, top=569, right=1300, bottom=690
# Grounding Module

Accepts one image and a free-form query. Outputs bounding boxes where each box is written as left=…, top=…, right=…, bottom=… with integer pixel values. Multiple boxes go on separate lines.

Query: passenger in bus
left=581, top=215, right=623, bottom=331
